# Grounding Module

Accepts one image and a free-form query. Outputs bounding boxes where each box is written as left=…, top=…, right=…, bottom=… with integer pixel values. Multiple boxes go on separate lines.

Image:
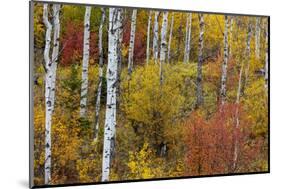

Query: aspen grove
left=32, top=3, right=269, bottom=186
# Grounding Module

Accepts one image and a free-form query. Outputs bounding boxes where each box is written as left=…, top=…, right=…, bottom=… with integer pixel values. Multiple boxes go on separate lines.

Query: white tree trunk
left=184, top=13, right=192, bottom=63
left=229, top=16, right=234, bottom=57
left=146, top=11, right=152, bottom=65
left=233, top=21, right=252, bottom=171
left=186, top=13, right=192, bottom=63
left=255, top=17, right=261, bottom=59
left=244, top=21, right=253, bottom=89
left=50, top=4, right=61, bottom=113
left=264, top=19, right=268, bottom=89
left=233, top=56, right=244, bottom=171
left=196, top=14, right=204, bottom=107
left=220, top=16, right=229, bottom=105
left=101, top=8, right=120, bottom=182
left=43, top=4, right=61, bottom=184
left=153, top=11, right=160, bottom=64
left=80, top=6, right=92, bottom=118
left=159, top=11, right=169, bottom=84
left=116, top=9, right=124, bottom=108
left=128, top=9, right=137, bottom=77
left=167, top=13, right=174, bottom=63
left=94, top=8, right=106, bottom=142
left=43, top=4, right=52, bottom=185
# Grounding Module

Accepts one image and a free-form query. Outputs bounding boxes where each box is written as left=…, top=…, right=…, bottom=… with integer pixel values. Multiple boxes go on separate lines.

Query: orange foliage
left=185, top=103, right=264, bottom=176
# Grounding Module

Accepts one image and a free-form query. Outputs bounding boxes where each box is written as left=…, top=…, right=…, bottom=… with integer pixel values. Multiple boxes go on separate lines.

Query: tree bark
left=196, top=14, right=204, bottom=107
left=43, top=4, right=52, bottom=185
left=153, top=11, right=160, bottom=64
left=233, top=20, right=252, bottom=171
left=146, top=11, right=152, bottom=65
left=101, top=8, right=120, bottom=182
left=116, top=9, right=124, bottom=109
left=184, top=13, right=192, bottom=63
left=80, top=6, right=92, bottom=118
left=229, top=16, right=234, bottom=57
left=244, top=21, right=253, bottom=91
left=167, top=13, right=174, bottom=63
left=264, top=19, right=268, bottom=89
left=128, top=9, right=137, bottom=78
left=159, top=11, right=169, bottom=85
left=255, top=17, right=261, bottom=59
left=220, top=16, right=229, bottom=105
left=43, top=4, right=61, bottom=184
left=94, top=8, right=105, bottom=142
left=50, top=4, right=61, bottom=114
left=233, top=56, right=244, bottom=171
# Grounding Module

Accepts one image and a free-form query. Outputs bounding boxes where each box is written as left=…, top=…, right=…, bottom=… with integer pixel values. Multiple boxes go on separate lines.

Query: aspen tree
left=43, top=4, right=61, bottom=184
left=196, top=14, right=204, bottom=107
left=264, top=19, right=268, bottom=89
left=146, top=11, right=152, bottom=65
left=159, top=11, right=169, bottom=85
left=153, top=11, right=160, bottom=63
left=102, top=8, right=121, bottom=182
left=80, top=6, right=92, bottom=118
left=233, top=20, right=252, bottom=171
left=167, top=12, right=174, bottom=63
left=255, top=17, right=261, bottom=59
left=94, top=8, right=105, bottom=141
left=220, top=16, right=229, bottom=105
left=128, top=9, right=138, bottom=78
left=184, top=13, right=192, bottom=63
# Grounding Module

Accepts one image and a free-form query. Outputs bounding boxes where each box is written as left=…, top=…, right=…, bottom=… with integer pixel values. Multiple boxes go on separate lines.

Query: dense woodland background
left=32, top=2, right=268, bottom=186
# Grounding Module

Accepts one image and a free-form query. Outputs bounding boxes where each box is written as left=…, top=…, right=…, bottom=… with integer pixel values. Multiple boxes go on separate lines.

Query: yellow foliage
left=127, top=143, right=165, bottom=179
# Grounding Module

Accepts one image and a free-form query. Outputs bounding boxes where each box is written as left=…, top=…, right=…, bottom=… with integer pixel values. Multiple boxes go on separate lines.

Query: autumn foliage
left=61, top=22, right=99, bottom=66
left=185, top=104, right=265, bottom=176
left=32, top=3, right=268, bottom=186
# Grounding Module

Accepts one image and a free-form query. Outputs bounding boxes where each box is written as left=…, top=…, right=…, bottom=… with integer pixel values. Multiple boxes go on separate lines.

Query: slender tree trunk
left=80, top=6, right=91, bottom=118
left=128, top=9, right=137, bottom=78
left=255, top=17, right=261, bottom=59
left=146, top=11, right=152, bottom=65
left=50, top=5, right=61, bottom=113
left=102, top=8, right=120, bottom=182
left=167, top=13, right=174, bottom=63
left=196, top=14, right=204, bottom=107
left=43, top=4, right=53, bottom=185
left=264, top=19, right=268, bottom=89
left=177, top=14, right=183, bottom=61
left=244, top=21, right=253, bottom=91
left=153, top=11, right=160, bottom=64
left=233, top=57, right=244, bottom=171
left=94, top=8, right=105, bottom=142
left=220, top=16, right=229, bottom=105
left=184, top=13, right=192, bottom=63
left=160, top=11, right=169, bottom=85
left=229, top=16, right=234, bottom=57
left=187, top=13, right=192, bottom=63
left=43, top=4, right=61, bottom=184
left=233, top=21, right=252, bottom=171
left=116, top=9, right=124, bottom=109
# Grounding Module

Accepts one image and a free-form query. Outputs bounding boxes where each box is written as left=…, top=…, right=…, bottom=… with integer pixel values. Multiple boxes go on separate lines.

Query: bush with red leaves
left=184, top=103, right=265, bottom=176
left=123, top=20, right=146, bottom=65
left=60, top=22, right=99, bottom=66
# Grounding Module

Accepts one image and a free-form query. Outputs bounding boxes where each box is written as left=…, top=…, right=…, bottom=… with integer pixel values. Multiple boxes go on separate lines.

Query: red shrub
left=60, top=22, right=98, bottom=66
left=184, top=104, right=264, bottom=176
left=123, top=21, right=146, bottom=65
